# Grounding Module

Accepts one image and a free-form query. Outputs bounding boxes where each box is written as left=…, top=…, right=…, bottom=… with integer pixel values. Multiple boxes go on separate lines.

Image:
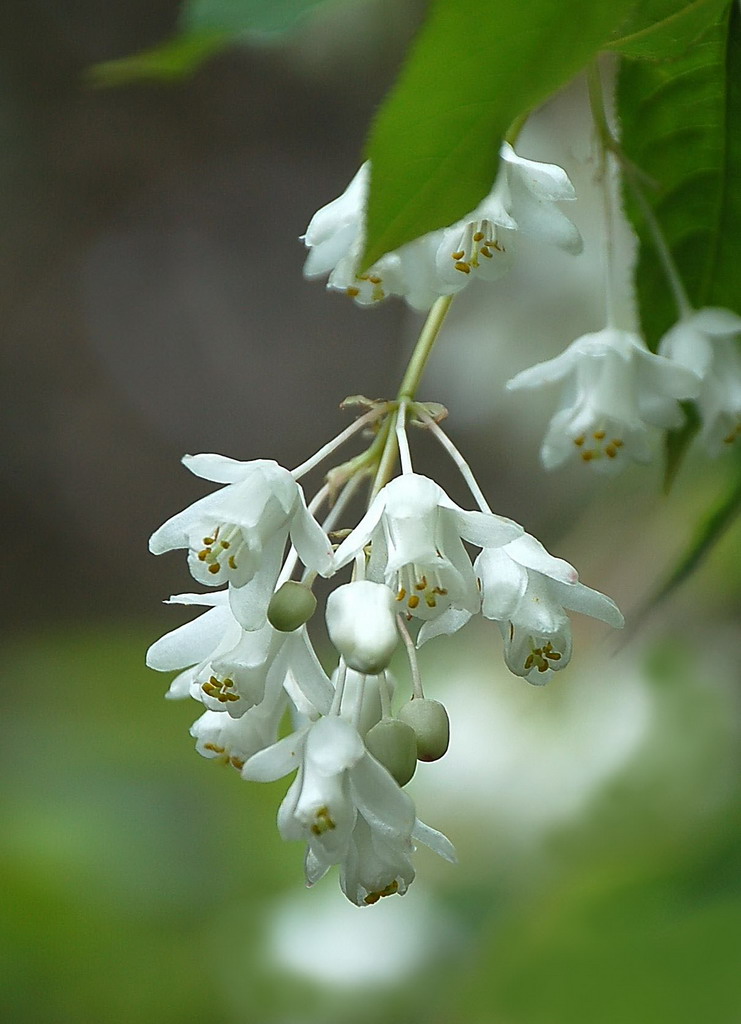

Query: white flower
left=302, top=144, right=581, bottom=312
left=190, top=692, right=287, bottom=770
left=326, top=581, right=399, bottom=674
left=475, top=534, right=624, bottom=684
left=332, top=473, right=522, bottom=643
left=339, top=816, right=457, bottom=907
left=146, top=591, right=333, bottom=718
left=658, top=307, right=741, bottom=452
left=243, top=715, right=415, bottom=876
left=149, top=456, right=333, bottom=629
left=432, top=143, right=582, bottom=293
left=338, top=814, right=415, bottom=905
left=243, top=713, right=456, bottom=905
left=507, top=327, right=700, bottom=472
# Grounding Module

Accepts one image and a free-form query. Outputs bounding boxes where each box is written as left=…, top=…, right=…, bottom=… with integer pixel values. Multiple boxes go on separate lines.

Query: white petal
left=551, top=579, right=624, bottom=628
left=146, top=602, right=234, bottom=671
left=289, top=490, right=334, bottom=577
left=635, top=347, right=700, bottom=401
left=691, top=306, right=741, bottom=336
left=240, top=726, right=309, bottom=782
left=332, top=491, right=387, bottom=571
left=228, top=528, right=288, bottom=630
left=451, top=507, right=523, bottom=548
left=165, top=666, right=196, bottom=699
left=411, top=818, right=458, bottom=863
left=181, top=453, right=257, bottom=484
left=502, top=534, right=578, bottom=584
left=475, top=547, right=527, bottom=621
left=279, top=628, right=334, bottom=716
left=506, top=345, right=581, bottom=391
left=350, top=755, right=415, bottom=841
left=306, top=716, right=365, bottom=773
left=500, top=142, right=576, bottom=201
left=417, top=607, right=473, bottom=646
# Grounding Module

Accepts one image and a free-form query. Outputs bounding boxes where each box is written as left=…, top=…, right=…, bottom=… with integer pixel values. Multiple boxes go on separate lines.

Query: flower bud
left=325, top=581, right=399, bottom=674
left=398, top=698, right=450, bottom=762
left=267, top=581, right=317, bottom=632
left=365, top=719, right=417, bottom=787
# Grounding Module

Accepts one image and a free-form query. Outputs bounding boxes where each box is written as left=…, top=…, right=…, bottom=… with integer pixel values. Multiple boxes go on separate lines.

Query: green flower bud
left=398, top=698, right=450, bottom=762
left=267, top=581, right=317, bottom=632
left=365, top=719, right=417, bottom=787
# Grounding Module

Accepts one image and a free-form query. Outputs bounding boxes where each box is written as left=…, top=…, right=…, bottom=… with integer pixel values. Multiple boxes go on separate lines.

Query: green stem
left=587, top=62, right=692, bottom=322
left=396, top=295, right=453, bottom=402
left=369, top=294, right=454, bottom=500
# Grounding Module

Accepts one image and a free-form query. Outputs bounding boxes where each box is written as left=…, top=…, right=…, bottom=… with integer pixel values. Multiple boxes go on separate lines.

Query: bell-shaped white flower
left=302, top=144, right=581, bottom=312
left=326, top=581, right=399, bottom=674
left=658, top=307, right=741, bottom=452
left=189, top=688, right=287, bottom=770
left=338, top=811, right=457, bottom=907
left=146, top=592, right=334, bottom=718
left=338, top=814, right=416, bottom=905
left=332, top=473, right=522, bottom=640
left=149, top=456, right=333, bottom=629
left=432, top=142, right=582, bottom=293
left=243, top=715, right=417, bottom=880
left=475, top=534, right=624, bottom=684
left=507, top=327, right=700, bottom=472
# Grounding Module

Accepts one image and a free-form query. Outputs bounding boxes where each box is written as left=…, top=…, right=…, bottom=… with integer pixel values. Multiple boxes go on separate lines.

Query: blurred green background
left=2, top=2, right=741, bottom=1021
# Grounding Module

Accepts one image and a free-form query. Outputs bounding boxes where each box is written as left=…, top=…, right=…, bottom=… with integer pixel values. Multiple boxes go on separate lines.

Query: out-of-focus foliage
left=3, top=625, right=741, bottom=1023
left=641, top=455, right=741, bottom=613
left=91, top=0, right=344, bottom=84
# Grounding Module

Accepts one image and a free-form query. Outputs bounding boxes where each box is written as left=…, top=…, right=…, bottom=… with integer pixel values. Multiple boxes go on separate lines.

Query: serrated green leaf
left=87, top=31, right=227, bottom=86
left=608, top=0, right=732, bottom=60
left=619, top=3, right=741, bottom=484
left=181, top=0, right=336, bottom=37
left=362, top=0, right=636, bottom=270
left=619, top=4, right=741, bottom=350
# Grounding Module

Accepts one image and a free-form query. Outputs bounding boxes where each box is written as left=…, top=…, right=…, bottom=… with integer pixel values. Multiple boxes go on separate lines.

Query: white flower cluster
left=303, top=142, right=582, bottom=312
left=148, top=408, right=623, bottom=905
left=305, top=148, right=741, bottom=472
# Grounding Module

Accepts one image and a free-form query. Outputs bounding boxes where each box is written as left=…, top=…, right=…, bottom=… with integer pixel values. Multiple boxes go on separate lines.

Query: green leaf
left=362, top=0, right=636, bottom=270
left=87, top=31, right=228, bottom=86
left=619, top=3, right=741, bottom=350
left=608, top=0, right=733, bottom=60
left=619, top=3, right=740, bottom=482
left=181, top=0, right=336, bottom=37
left=88, top=0, right=339, bottom=86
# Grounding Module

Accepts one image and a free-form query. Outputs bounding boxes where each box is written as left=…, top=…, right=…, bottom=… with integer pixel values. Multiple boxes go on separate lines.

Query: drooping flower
left=332, top=473, right=522, bottom=642
left=243, top=715, right=413, bottom=873
left=507, top=327, right=700, bottom=472
left=302, top=143, right=582, bottom=312
left=658, top=307, right=741, bottom=452
left=146, top=591, right=333, bottom=718
left=475, top=534, right=624, bottom=684
left=190, top=690, right=288, bottom=771
left=149, top=456, right=333, bottom=629
left=243, top=713, right=456, bottom=905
